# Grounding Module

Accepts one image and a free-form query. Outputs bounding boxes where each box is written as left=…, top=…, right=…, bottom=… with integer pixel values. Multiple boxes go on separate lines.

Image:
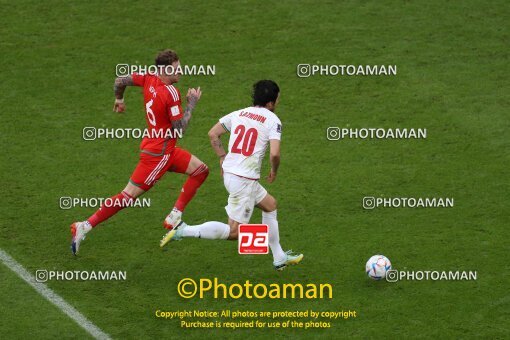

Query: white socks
left=262, top=210, right=286, bottom=263
left=182, top=221, right=230, bottom=240
left=180, top=210, right=286, bottom=263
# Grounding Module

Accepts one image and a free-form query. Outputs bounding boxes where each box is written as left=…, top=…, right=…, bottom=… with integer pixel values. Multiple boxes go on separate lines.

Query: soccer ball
left=365, top=255, right=392, bottom=280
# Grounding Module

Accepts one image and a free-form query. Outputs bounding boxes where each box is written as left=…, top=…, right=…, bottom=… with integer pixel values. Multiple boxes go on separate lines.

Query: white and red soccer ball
left=366, top=255, right=392, bottom=280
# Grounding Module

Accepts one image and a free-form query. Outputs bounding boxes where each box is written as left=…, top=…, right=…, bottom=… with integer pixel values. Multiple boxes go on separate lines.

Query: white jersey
left=219, top=106, right=282, bottom=179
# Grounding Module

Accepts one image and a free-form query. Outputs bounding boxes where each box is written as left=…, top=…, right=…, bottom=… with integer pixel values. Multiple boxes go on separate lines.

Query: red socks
left=87, top=191, right=134, bottom=227
left=174, top=164, right=209, bottom=212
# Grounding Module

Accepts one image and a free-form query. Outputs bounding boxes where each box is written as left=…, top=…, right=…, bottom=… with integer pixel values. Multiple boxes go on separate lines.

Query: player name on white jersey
left=239, top=111, right=267, bottom=124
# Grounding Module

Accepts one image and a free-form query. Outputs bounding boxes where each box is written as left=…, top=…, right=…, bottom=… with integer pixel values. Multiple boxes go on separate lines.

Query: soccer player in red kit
left=70, top=49, right=208, bottom=255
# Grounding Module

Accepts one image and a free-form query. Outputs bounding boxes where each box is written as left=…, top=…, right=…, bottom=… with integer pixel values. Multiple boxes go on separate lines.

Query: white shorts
left=223, top=172, right=268, bottom=224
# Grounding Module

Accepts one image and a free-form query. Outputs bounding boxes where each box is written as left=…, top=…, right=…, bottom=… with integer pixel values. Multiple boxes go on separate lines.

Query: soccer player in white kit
left=160, top=80, right=303, bottom=271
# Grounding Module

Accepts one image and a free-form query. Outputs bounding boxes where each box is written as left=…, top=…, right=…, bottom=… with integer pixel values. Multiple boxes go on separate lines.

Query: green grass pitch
left=0, top=0, right=508, bottom=338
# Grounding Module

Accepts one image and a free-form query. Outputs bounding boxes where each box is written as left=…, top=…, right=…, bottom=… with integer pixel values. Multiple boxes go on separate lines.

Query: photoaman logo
left=177, top=278, right=333, bottom=299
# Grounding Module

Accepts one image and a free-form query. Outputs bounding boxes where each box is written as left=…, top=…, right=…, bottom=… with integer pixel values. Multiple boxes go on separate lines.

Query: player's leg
left=178, top=219, right=235, bottom=240
left=256, top=190, right=304, bottom=271
left=256, top=193, right=285, bottom=262
left=161, top=217, right=239, bottom=245
left=71, top=153, right=169, bottom=255
left=86, top=182, right=145, bottom=228
left=86, top=153, right=165, bottom=229
left=163, top=148, right=209, bottom=229
left=226, top=218, right=240, bottom=240
left=160, top=173, right=249, bottom=246
left=70, top=182, right=146, bottom=255
left=180, top=217, right=239, bottom=239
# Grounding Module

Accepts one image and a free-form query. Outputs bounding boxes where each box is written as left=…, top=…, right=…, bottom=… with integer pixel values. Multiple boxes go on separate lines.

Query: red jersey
left=131, top=73, right=183, bottom=156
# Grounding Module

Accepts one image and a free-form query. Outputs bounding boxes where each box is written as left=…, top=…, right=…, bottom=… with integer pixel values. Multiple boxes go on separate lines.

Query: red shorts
left=129, top=147, right=192, bottom=191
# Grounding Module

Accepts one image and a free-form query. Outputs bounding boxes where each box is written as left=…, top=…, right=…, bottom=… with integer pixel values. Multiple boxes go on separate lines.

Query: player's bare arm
left=267, top=139, right=280, bottom=183
left=172, top=87, right=201, bottom=133
left=113, top=75, right=134, bottom=112
left=208, top=122, right=227, bottom=157
left=208, top=122, right=228, bottom=172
